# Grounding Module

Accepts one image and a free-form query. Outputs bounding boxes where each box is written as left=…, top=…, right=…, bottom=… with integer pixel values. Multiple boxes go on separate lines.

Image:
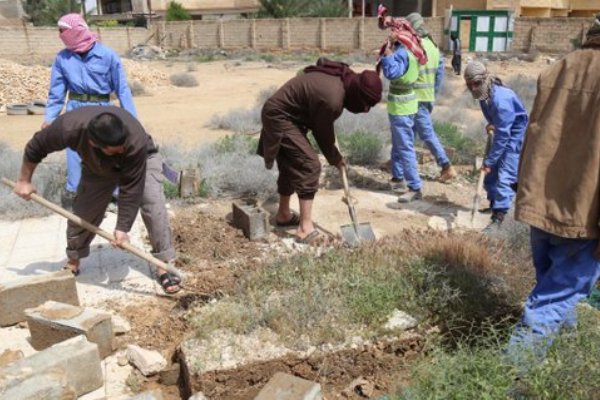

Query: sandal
left=62, top=265, right=80, bottom=277
left=157, top=272, right=181, bottom=295
left=275, top=211, right=301, bottom=227
left=294, top=230, right=323, bottom=245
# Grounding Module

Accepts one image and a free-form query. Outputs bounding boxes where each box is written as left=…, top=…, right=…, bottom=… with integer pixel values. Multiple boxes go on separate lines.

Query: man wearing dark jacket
left=258, top=60, right=382, bottom=244
left=509, top=13, right=600, bottom=365
left=14, top=106, right=180, bottom=294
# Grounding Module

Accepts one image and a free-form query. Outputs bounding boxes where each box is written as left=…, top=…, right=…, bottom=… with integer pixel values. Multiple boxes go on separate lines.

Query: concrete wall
left=0, top=16, right=593, bottom=59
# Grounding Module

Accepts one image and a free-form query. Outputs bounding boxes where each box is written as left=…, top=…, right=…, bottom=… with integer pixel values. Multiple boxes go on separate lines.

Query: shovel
left=339, top=166, right=376, bottom=246
left=471, top=127, right=495, bottom=224
left=1, top=177, right=183, bottom=280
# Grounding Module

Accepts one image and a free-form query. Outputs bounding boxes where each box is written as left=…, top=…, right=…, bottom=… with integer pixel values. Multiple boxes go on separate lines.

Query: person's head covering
left=406, top=12, right=428, bottom=37
left=377, top=15, right=428, bottom=67
left=583, top=12, right=600, bottom=48
left=304, top=60, right=382, bottom=113
left=450, top=31, right=458, bottom=40
left=58, top=13, right=97, bottom=53
left=463, top=61, right=495, bottom=101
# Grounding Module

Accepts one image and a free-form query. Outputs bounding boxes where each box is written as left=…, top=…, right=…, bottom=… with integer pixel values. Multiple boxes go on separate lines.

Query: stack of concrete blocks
left=25, top=300, right=114, bottom=359
left=0, top=335, right=103, bottom=399
left=232, top=199, right=270, bottom=241
left=0, top=270, right=79, bottom=327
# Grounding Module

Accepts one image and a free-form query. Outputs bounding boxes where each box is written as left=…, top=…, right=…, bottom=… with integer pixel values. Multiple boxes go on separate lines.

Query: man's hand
left=486, top=124, right=495, bottom=133
left=594, top=241, right=600, bottom=261
left=41, top=122, right=50, bottom=130
left=13, top=180, right=36, bottom=200
left=335, top=158, right=346, bottom=170
left=112, top=230, right=130, bottom=248
left=384, top=38, right=395, bottom=56
left=480, top=165, right=492, bottom=175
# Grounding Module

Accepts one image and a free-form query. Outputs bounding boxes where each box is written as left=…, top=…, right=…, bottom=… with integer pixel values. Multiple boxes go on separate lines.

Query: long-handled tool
left=1, top=177, right=183, bottom=279
left=471, top=127, right=495, bottom=223
left=340, top=166, right=376, bottom=247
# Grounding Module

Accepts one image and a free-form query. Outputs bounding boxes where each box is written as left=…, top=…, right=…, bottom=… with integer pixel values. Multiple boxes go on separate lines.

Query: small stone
left=188, top=393, right=207, bottom=400
left=127, top=345, right=167, bottom=376
left=117, top=353, right=129, bottom=367
left=112, top=314, right=131, bottom=335
left=383, top=309, right=418, bottom=331
left=342, top=377, right=374, bottom=398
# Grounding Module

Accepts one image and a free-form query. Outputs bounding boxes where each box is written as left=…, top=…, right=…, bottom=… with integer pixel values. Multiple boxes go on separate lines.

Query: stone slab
left=0, top=371, right=77, bottom=400
left=254, top=372, right=322, bottom=400
left=0, top=270, right=79, bottom=326
left=25, top=300, right=113, bottom=359
left=0, top=335, right=103, bottom=397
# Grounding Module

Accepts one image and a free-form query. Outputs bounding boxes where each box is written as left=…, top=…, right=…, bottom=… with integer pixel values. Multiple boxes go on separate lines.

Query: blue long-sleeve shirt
left=480, top=84, right=528, bottom=167
left=380, top=45, right=409, bottom=81
left=44, top=42, right=137, bottom=123
left=434, top=51, right=444, bottom=97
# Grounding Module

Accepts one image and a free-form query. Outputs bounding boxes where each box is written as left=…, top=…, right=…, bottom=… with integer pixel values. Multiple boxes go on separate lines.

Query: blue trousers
left=389, top=113, right=422, bottom=191
left=414, top=102, right=450, bottom=168
left=508, top=227, right=600, bottom=362
left=484, top=149, right=519, bottom=212
left=64, top=99, right=112, bottom=193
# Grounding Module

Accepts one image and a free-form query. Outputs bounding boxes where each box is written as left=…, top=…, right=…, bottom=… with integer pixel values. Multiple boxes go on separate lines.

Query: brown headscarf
left=304, top=59, right=382, bottom=113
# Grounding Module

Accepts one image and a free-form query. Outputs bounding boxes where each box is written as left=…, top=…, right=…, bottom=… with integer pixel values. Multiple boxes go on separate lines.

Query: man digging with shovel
left=13, top=106, right=181, bottom=295
left=258, top=59, right=382, bottom=244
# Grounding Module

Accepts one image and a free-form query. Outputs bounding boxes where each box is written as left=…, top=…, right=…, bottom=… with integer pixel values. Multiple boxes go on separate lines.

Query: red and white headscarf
left=377, top=4, right=427, bottom=66
left=58, top=13, right=97, bottom=53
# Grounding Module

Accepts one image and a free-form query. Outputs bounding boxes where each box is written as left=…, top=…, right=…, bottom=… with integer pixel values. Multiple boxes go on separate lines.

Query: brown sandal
left=294, top=230, right=323, bottom=245
left=276, top=212, right=301, bottom=227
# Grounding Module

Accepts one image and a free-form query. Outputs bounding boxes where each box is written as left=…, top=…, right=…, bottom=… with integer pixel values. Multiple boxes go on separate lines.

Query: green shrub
left=166, top=1, right=191, bottom=21
left=213, top=134, right=258, bottom=155
left=337, top=130, right=384, bottom=166
left=92, top=19, right=119, bottom=27
left=163, top=181, right=179, bottom=199
left=433, top=121, right=482, bottom=164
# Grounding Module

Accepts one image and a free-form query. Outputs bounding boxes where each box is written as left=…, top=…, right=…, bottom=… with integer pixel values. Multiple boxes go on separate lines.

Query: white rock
left=383, top=310, right=418, bottom=331
left=112, top=314, right=131, bottom=335
left=188, top=393, right=207, bottom=400
left=428, top=216, right=450, bottom=232
left=126, top=345, right=167, bottom=376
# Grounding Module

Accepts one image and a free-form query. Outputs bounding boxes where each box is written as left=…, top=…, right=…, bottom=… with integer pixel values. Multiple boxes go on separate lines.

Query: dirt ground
left=0, top=55, right=552, bottom=399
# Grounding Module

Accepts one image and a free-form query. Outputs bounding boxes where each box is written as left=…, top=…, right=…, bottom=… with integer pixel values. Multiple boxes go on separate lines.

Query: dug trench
left=104, top=205, right=428, bottom=399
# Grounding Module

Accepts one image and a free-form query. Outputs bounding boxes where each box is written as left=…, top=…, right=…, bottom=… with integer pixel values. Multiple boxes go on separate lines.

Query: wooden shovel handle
left=1, top=177, right=181, bottom=277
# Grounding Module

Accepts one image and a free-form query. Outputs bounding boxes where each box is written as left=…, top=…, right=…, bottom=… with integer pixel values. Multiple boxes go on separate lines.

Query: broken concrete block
left=25, top=300, right=113, bottom=359
left=232, top=200, right=270, bottom=240
left=127, top=389, right=164, bottom=399
left=254, top=372, right=322, bottom=400
left=0, top=371, right=77, bottom=400
left=383, top=309, right=418, bottom=331
left=0, top=270, right=79, bottom=326
left=0, top=335, right=103, bottom=397
left=127, top=344, right=167, bottom=376
left=159, top=363, right=180, bottom=386
left=0, top=349, right=23, bottom=367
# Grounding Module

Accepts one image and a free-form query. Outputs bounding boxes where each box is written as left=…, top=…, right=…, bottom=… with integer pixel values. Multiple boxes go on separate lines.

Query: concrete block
left=0, top=349, right=23, bottom=367
left=25, top=300, right=113, bottom=359
left=112, top=313, right=131, bottom=335
left=127, top=344, right=167, bottom=376
left=232, top=199, right=270, bottom=241
left=0, top=371, right=77, bottom=400
left=127, top=390, right=164, bottom=399
left=0, top=270, right=79, bottom=326
left=254, top=372, right=322, bottom=400
left=0, top=335, right=103, bottom=397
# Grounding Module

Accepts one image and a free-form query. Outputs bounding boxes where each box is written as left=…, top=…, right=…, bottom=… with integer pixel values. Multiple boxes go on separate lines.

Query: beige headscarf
left=463, top=61, right=503, bottom=101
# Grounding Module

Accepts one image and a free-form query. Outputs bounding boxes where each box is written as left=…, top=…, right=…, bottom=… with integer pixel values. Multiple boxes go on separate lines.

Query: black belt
left=69, top=92, right=110, bottom=102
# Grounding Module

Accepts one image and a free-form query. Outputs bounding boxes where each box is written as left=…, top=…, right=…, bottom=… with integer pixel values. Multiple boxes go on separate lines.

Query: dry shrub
left=170, top=72, right=198, bottom=87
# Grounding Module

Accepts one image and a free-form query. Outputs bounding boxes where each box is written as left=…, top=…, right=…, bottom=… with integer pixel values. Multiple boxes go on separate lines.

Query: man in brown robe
left=258, top=60, right=382, bottom=243
left=14, top=106, right=180, bottom=294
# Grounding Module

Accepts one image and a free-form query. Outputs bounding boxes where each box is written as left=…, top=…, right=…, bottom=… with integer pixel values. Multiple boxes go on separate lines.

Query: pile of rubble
left=0, top=61, right=50, bottom=106
left=0, top=58, right=168, bottom=108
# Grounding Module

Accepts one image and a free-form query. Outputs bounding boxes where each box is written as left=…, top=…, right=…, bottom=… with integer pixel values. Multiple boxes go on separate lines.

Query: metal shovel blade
left=340, top=223, right=376, bottom=247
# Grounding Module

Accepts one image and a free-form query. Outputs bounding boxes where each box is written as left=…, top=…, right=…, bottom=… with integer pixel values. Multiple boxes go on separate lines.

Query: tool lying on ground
left=1, top=177, right=183, bottom=280
left=471, top=127, right=495, bottom=224
left=339, top=165, right=376, bottom=246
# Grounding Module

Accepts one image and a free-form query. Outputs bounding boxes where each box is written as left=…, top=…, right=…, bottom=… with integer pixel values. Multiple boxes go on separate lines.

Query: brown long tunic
left=258, top=72, right=345, bottom=169
left=24, top=105, right=156, bottom=232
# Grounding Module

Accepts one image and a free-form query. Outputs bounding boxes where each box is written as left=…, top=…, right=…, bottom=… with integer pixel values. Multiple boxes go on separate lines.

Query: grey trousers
left=66, top=152, right=176, bottom=263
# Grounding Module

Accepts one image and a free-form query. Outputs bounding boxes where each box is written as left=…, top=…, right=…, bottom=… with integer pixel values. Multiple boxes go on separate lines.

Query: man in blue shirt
left=463, top=61, right=528, bottom=225
left=43, top=13, right=136, bottom=209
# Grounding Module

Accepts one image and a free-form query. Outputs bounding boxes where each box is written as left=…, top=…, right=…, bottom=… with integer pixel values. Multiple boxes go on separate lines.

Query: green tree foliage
left=258, top=0, right=346, bottom=18
left=25, top=0, right=80, bottom=26
left=166, top=1, right=192, bottom=21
